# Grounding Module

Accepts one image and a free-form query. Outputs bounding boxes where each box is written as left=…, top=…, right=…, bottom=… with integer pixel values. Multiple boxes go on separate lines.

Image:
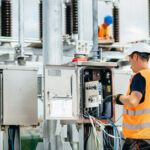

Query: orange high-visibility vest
left=123, top=69, right=150, bottom=139
left=98, top=24, right=111, bottom=38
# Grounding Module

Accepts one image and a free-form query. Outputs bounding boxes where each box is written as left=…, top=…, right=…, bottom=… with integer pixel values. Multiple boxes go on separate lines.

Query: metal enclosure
left=0, top=65, right=38, bottom=126
left=44, top=62, right=116, bottom=121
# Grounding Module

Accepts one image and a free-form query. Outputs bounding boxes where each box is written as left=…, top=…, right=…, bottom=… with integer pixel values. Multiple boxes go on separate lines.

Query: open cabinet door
left=44, top=65, right=78, bottom=120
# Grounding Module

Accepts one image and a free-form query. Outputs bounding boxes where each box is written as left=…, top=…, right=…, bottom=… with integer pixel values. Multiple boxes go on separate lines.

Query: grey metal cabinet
left=0, top=65, right=38, bottom=126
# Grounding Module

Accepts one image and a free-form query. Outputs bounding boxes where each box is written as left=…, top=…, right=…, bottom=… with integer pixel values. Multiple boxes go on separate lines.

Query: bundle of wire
left=88, top=115, right=122, bottom=150
left=82, top=94, right=123, bottom=150
left=103, top=127, right=114, bottom=149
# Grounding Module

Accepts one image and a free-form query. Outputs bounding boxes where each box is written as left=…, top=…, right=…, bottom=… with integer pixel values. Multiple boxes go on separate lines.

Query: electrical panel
left=44, top=62, right=116, bottom=121
left=82, top=68, right=113, bottom=119
left=0, top=65, right=38, bottom=126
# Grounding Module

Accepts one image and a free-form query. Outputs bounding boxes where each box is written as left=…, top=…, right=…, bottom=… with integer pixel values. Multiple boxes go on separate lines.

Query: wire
left=85, top=114, right=123, bottom=150
left=89, top=115, right=100, bottom=146
left=81, top=113, right=121, bottom=139
left=114, top=113, right=123, bottom=124
left=84, top=126, right=91, bottom=150
left=93, top=117, right=120, bottom=139
left=89, top=115, right=103, bottom=148
left=81, top=113, right=122, bottom=149
left=105, top=96, right=123, bottom=148
left=115, top=126, right=122, bottom=150
left=103, top=95, right=114, bottom=103
left=103, top=128, right=114, bottom=149
left=89, top=114, right=121, bottom=150
left=100, top=116, right=118, bottom=150
left=108, top=119, right=122, bottom=150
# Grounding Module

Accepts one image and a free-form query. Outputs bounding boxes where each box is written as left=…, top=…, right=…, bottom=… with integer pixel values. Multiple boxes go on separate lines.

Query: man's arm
left=119, top=91, right=142, bottom=107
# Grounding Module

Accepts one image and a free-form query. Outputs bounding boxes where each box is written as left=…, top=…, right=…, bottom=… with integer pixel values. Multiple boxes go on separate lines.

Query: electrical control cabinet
left=82, top=67, right=113, bottom=119
left=44, top=61, right=116, bottom=121
left=0, top=65, right=38, bottom=126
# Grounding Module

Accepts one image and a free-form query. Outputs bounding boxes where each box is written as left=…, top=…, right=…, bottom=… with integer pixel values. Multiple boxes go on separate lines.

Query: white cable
left=91, top=116, right=121, bottom=139
left=81, top=113, right=122, bottom=149
left=96, top=121, right=121, bottom=139
left=92, top=116, right=121, bottom=147
left=89, top=115, right=99, bottom=143
left=89, top=115, right=103, bottom=148
left=81, top=114, right=121, bottom=138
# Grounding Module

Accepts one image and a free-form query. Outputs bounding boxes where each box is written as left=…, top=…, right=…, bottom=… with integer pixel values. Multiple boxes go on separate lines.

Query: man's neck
left=137, top=63, right=149, bottom=72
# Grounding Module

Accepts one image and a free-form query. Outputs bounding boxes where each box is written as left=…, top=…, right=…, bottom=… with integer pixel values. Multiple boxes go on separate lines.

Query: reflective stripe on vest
left=123, top=122, right=150, bottom=130
left=123, top=108, right=150, bottom=116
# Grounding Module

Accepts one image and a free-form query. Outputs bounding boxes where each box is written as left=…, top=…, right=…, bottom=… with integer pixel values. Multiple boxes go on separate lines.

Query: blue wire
left=100, top=116, right=117, bottom=150
left=11, top=129, right=14, bottom=150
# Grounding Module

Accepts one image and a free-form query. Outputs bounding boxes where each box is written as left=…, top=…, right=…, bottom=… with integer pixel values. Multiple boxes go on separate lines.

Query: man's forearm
left=119, top=95, right=135, bottom=107
left=119, top=93, right=141, bottom=108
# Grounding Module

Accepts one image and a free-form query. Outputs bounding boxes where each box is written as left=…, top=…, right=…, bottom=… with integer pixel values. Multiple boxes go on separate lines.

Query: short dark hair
left=130, top=51, right=149, bottom=61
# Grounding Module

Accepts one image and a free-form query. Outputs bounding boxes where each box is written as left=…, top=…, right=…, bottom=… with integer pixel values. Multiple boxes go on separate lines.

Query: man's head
left=126, top=43, right=150, bottom=73
left=104, top=15, right=113, bottom=26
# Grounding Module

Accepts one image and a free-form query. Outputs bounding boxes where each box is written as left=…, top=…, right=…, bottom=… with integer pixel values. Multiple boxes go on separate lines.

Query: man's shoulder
left=133, top=73, right=144, bottom=80
left=132, top=73, right=145, bottom=85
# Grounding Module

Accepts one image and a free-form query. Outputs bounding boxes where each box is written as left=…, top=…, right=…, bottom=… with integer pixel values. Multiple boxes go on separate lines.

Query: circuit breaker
left=85, top=81, right=102, bottom=108
left=0, top=65, right=38, bottom=126
left=44, top=61, right=116, bottom=121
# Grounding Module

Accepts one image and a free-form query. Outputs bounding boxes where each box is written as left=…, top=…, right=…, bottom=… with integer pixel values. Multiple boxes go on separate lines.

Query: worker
left=115, top=43, right=150, bottom=150
left=98, top=15, right=113, bottom=39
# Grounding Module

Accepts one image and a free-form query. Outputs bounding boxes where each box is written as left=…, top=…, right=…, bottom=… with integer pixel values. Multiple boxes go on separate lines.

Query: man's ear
left=134, top=53, right=138, bottom=61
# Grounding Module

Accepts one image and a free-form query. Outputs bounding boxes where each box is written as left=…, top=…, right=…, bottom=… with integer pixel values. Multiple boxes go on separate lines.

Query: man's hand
left=114, top=94, right=123, bottom=105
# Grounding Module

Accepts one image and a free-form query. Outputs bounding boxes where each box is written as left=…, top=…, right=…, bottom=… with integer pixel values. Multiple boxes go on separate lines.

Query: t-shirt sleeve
left=130, top=73, right=145, bottom=103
